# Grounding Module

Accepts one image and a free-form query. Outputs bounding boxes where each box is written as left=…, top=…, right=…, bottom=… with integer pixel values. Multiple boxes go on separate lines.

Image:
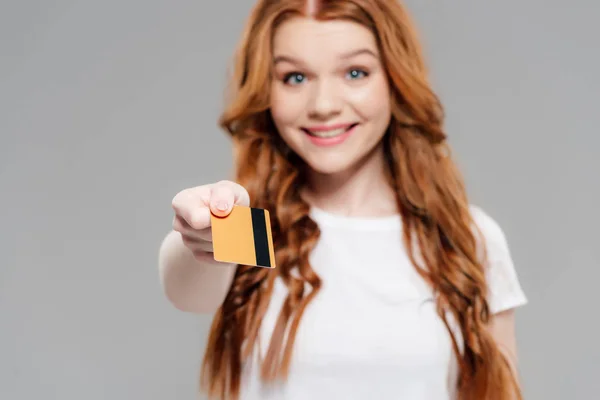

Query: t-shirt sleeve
left=470, top=205, right=528, bottom=314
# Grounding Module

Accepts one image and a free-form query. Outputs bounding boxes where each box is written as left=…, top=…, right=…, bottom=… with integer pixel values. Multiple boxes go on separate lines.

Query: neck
left=301, top=143, right=398, bottom=217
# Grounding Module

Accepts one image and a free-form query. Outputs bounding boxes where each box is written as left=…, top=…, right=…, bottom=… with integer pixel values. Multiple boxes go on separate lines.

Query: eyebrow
left=273, top=48, right=379, bottom=65
left=339, top=48, right=379, bottom=60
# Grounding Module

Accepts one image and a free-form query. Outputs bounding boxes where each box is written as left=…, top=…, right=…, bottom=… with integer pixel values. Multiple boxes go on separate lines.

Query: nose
left=307, top=79, right=342, bottom=120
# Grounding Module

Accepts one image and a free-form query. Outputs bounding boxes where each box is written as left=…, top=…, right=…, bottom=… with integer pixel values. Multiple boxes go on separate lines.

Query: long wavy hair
left=201, top=1, right=522, bottom=399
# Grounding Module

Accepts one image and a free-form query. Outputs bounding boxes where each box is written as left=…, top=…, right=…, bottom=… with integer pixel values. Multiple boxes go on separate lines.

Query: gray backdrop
left=1, top=0, right=598, bottom=399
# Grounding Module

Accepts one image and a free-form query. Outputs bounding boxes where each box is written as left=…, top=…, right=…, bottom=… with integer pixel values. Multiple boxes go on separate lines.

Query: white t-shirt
left=240, top=205, right=527, bottom=400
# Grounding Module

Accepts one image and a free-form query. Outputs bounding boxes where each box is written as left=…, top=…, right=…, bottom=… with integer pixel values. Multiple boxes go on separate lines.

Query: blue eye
left=284, top=73, right=306, bottom=85
left=346, top=69, right=367, bottom=80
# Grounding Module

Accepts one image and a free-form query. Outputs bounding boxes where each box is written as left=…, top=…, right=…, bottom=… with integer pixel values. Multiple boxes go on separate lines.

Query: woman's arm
left=158, top=229, right=236, bottom=314
left=488, top=309, right=524, bottom=394
left=158, top=180, right=249, bottom=314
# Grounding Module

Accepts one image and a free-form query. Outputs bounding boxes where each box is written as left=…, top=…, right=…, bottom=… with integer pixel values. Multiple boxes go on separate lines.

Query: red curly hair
left=201, top=1, right=522, bottom=399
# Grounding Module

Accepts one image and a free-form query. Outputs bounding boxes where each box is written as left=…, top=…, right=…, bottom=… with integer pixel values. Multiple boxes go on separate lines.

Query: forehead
left=272, top=17, right=377, bottom=60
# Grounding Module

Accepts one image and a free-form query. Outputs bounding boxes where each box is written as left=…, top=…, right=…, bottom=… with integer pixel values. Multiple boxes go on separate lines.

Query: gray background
left=1, top=0, right=598, bottom=399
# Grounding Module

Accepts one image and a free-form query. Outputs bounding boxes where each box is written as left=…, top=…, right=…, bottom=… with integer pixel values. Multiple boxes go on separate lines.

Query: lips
left=301, top=123, right=358, bottom=147
left=302, top=123, right=358, bottom=139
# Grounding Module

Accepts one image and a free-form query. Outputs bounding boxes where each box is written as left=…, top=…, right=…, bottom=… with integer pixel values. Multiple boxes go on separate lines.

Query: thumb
left=209, top=183, right=236, bottom=217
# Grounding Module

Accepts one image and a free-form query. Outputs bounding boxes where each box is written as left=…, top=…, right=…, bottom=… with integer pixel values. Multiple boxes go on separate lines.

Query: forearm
left=503, top=347, right=523, bottom=397
left=158, top=230, right=236, bottom=313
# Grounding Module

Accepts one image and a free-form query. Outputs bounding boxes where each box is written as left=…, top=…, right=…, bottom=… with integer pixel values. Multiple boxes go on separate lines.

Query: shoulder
left=468, top=204, right=528, bottom=313
left=469, top=205, right=507, bottom=242
left=468, top=204, right=511, bottom=257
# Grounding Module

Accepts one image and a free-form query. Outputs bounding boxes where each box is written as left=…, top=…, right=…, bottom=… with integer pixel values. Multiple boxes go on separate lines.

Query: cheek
left=270, top=85, right=306, bottom=131
left=348, top=77, right=391, bottom=128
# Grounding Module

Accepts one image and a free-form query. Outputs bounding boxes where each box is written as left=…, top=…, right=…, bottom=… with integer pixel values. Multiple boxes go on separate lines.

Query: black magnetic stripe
left=250, top=208, right=271, bottom=268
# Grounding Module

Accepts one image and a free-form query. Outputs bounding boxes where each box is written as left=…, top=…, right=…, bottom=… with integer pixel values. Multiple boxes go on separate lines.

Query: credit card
left=211, top=205, right=276, bottom=268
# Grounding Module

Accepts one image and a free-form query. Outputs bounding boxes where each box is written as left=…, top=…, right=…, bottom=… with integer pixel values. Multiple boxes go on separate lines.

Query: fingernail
left=216, top=201, right=228, bottom=211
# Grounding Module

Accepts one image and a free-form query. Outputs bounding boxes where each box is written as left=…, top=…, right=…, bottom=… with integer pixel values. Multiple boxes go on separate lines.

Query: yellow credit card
left=210, top=205, right=276, bottom=268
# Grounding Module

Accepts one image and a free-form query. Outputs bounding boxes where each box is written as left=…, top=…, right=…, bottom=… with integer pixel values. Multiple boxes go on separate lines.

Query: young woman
left=158, top=0, right=528, bottom=399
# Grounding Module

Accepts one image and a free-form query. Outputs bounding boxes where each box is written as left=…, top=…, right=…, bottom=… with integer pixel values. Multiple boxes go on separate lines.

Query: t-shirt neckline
left=309, top=206, right=402, bottom=231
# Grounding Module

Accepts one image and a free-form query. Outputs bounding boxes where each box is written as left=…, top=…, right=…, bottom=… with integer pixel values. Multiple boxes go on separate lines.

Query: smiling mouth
left=302, top=123, right=358, bottom=138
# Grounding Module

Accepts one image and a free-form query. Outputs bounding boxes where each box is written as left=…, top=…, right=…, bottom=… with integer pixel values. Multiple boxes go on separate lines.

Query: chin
left=303, top=154, right=357, bottom=176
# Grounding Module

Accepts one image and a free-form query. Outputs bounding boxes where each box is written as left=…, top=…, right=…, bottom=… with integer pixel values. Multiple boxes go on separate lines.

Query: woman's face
left=270, top=17, right=392, bottom=175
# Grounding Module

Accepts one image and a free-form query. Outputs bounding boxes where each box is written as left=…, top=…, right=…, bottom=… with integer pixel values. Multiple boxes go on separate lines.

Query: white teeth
left=308, top=127, right=348, bottom=138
